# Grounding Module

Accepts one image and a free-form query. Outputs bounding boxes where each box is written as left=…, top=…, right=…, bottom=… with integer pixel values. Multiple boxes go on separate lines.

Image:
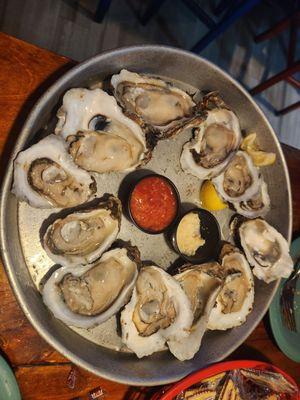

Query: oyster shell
left=42, top=194, right=122, bottom=266
left=43, top=245, right=140, bottom=329
left=170, top=262, right=224, bottom=361
left=232, top=179, right=270, bottom=218
left=239, top=219, right=293, bottom=283
left=180, top=93, right=241, bottom=179
left=212, top=151, right=260, bottom=203
left=12, top=135, right=96, bottom=208
left=121, top=265, right=193, bottom=359
left=208, top=244, right=254, bottom=330
left=56, top=88, right=152, bottom=172
left=111, top=69, right=196, bottom=139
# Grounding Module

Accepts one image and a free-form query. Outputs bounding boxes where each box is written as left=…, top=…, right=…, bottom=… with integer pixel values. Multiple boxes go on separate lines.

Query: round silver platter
left=0, top=46, right=292, bottom=386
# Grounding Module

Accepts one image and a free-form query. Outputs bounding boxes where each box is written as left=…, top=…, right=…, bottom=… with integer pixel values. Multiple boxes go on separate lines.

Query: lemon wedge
left=200, top=180, right=227, bottom=211
left=240, top=132, right=257, bottom=150
left=241, top=133, right=276, bottom=167
left=247, top=149, right=276, bottom=166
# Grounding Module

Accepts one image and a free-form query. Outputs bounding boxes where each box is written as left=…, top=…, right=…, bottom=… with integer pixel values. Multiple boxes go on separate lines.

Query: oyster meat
left=43, top=246, right=140, bottom=328
left=208, top=244, right=254, bottom=330
left=181, top=93, right=241, bottom=179
left=232, top=179, right=270, bottom=218
left=239, top=219, right=293, bottom=283
left=111, top=69, right=196, bottom=139
left=121, top=265, right=193, bottom=359
left=212, top=151, right=260, bottom=203
left=170, top=262, right=224, bottom=361
left=42, top=195, right=122, bottom=266
left=56, top=88, right=151, bottom=172
left=12, top=134, right=96, bottom=208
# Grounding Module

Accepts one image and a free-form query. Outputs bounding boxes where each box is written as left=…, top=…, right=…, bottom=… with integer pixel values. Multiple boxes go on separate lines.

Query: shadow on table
left=226, top=344, right=271, bottom=364
left=228, top=313, right=281, bottom=363
left=0, top=60, right=76, bottom=187
left=124, top=385, right=160, bottom=400
left=263, top=313, right=279, bottom=348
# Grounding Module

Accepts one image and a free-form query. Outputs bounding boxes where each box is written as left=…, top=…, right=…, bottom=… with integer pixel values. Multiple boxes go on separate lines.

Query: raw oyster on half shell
left=43, top=245, right=140, bottom=329
left=239, top=218, right=293, bottom=283
left=121, top=265, right=194, bottom=359
left=208, top=244, right=254, bottom=330
left=213, top=151, right=260, bottom=203
left=232, top=179, right=270, bottom=218
left=42, top=194, right=122, bottom=266
left=12, top=134, right=96, bottom=208
left=56, top=88, right=153, bottom=172
left=180, top=93, right=241, bottom=179
left=111, top=69, right=196, bottom=139
left=170, top=262, right=224, bottom=360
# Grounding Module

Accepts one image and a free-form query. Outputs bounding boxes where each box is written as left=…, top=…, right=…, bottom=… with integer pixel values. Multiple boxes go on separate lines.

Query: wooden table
left=0, top=32, right=299, bottom=400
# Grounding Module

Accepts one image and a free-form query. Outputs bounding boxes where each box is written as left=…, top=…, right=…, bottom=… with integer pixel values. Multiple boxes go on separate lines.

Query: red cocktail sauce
left=129, top=176, right=178, bottom=233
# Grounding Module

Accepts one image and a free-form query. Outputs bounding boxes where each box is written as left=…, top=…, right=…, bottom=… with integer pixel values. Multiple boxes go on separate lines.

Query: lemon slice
left=247, top=149, right=276, bottom=166
left=200, top=180, right=227, bottom=211
left=241, top=132, right=258, bottom=150
left=241, top=133, right=276, bottom=167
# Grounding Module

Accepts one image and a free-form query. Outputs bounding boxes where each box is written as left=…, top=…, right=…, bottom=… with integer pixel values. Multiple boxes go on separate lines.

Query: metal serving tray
left=0, top=46, right=292, bottom=386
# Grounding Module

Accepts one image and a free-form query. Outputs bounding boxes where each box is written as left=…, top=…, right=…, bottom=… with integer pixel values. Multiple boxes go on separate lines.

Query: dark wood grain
left=0, top=32, right=299, bottom=399
left=14, top=365, right=135, bottom=400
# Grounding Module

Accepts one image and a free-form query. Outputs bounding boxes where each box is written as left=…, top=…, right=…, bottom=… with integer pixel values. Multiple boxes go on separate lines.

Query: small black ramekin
left=171, top=208, right=221, bottom=264
left=127, top=173, right=180, bottom=235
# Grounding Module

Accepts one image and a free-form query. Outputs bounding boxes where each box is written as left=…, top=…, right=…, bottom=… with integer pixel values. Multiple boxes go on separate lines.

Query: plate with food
left=151, top=360, right=299, bottom=399
left=269, top=237, right=300, bottom=362
left=0, top=46, right=293, bottom=386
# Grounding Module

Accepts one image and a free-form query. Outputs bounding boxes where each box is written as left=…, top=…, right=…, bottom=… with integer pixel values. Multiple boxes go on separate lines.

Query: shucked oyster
left=121, top=265, right=193, bottom=359
left=170, top=262, right=224, bottom=361
left=43, top=245, right=140, bottom=329
left=232, top=179, right=270, bottom=219
left=213, top=151, right=260, bottom=203
left=12, top=135, right=96, bottom=208
left=208, top=244, right=254, bottom=330
left=42, top=195, right=122, bottom=266
left=239, top=219, right=293, bottom=283
left=68, top=130, right=144, bottom=173
left=180, top=93, right=241, bottom=179
left=56, top=88, right=152, bottom=172
left=111, top=69, right=196, bottom=139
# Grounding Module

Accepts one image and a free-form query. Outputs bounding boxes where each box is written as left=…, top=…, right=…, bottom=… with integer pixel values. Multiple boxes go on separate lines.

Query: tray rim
left=0, top=44, right=293, bottom=386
